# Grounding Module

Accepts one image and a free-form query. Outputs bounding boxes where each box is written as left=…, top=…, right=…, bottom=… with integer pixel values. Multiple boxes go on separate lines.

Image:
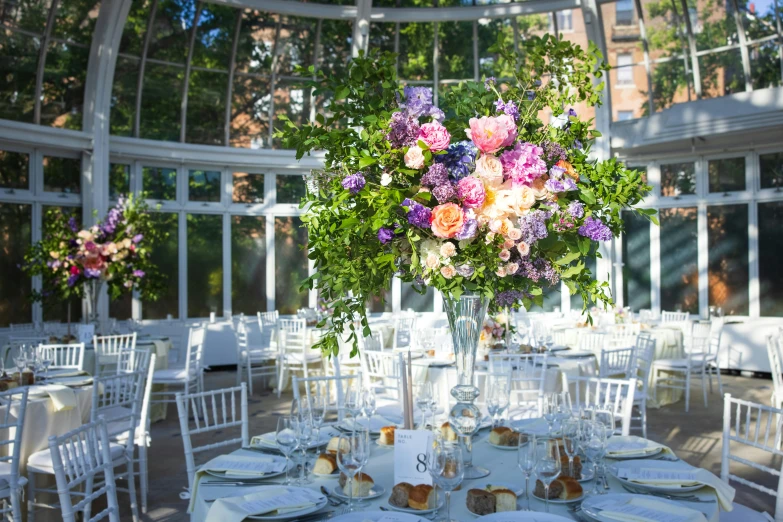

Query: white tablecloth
left=190, top=433, right=721, bottom=522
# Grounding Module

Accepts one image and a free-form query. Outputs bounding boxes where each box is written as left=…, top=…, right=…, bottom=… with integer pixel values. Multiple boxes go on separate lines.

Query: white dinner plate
left=609, top=459, right=703, bottom=494
left=386, top=496, right=444, bottom=515
left=475, top=512, right=575, bottom=522
left=579, top=493, right=683, bottom=522
left=244, top=486, right=329, bottom=520
left=532, top=489, right=585, bottom=504
left=332, top=483, right=386, bottom=500
left=46, top=375, right=93, bottom=387
left=605, top=436, right=664, bottom=460
left=338, top=416, right=400, bottom=434
left=329, top=511, right=424, bottom=522
left=375, top=439, right=394, bottom=448
left=486, top=440, right=519, bottom=451
left=202, top=455, right=289, bottom=480
left=251, top=427, right=340, bottom=450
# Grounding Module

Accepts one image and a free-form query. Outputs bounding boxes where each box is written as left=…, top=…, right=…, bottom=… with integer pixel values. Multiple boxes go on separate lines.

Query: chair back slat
left=600, top=346, right=636, bottom=378
left=38, top=343, right=86, bottom=371
left=563, top=375, right=637, bottom=436
left=661, top=311, right=689, bottom=323
left=292, top=373, right=359, bottom=421
left=578, top=333, right=606, bottom=353
left=489, top=353, right=548, bottom=419
left=93, top=333, right=137, bottom=376
left=767, top=335, right=783, bottom=408
left=359, top=350, right=403, bottom=400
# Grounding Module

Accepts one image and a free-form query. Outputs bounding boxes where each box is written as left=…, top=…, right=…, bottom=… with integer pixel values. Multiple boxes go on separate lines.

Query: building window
left=617, top=111, right=634, bottom=121
left=660, top=161, right=696, bottom=197
left=616, top=54, right=634, bottom=86
left=708, top=157, right=745, bottom=193
left=556, top=10, right=573, bottom=32
left=759, top=201, right=783, bottom=316
left=660, top=207, right=699, bottom=314
left=616, top=0, right=634, bottom=25
left=707, top=204, right=749, bottom=316
left=621, top=210, right=652, bottom=311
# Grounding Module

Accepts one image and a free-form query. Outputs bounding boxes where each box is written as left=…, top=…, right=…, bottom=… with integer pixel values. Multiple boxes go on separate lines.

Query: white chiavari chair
left=629, top=333, right=656, bottom=438
left=257, top=311, right=280, bottom=360
left=37, top=343, right=86, bottom=372
left=392, top=315, right=416, bottom=351
left=175, top=384, right=249, bottom=496
left=277, top=318, right=321, bottom=398
left=151, top=325, right=205, bottom=404
left=8, top=336, right=48, bottom=353
left=767, top=335, right=783, bottom=410
left=661, top=310, right=689, bottom=323
left=93, top=333, right=137, bottom=376
left=0, top=388, right=28, bottom=522
left=234, top=320, right=278, bottom=395
left=292, top=371, right=360, bottom=422
left=156, top=319, right=184, bottom=365
left=490, top=353, right=549, bottom=420
left=638, top=309, right=654, bottom=323
left=704, top=319, right=726, bottom=395
left=599, top=346, right=636, bottom=378
left=578, top=332, right=606, bottom=354
left=562, top=375, right=637, bottom=436
left=652, top=336, right=710, bottom=412
left=48, top=418, right=121, bottom=522
left=551, top=330, right=569, bottom=347
left=721, top=394, right=783, bottom=522
left=359, top=350, right=403, bottom=406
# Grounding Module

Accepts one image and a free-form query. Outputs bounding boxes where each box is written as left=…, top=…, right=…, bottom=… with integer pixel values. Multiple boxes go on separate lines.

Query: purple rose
left=341, top=173, right=366, bottom=194
left=84, top=268, right=102, bottom=279
left=377, top=228, right=393, bottom=244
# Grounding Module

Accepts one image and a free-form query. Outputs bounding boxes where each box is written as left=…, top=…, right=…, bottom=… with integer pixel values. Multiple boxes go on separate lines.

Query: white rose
left=425, top=253, right=440, bottom=269
left=475, top=155, right=504, bottom=186
left=404, top=146, right=425, bottom=169
left=510, top=185, right=536, bottom=216
left=380, top=173, right=392, bottom=186
left=440, top=265, right=457, bottom=279
left=517, top=242, right=530, bottom=257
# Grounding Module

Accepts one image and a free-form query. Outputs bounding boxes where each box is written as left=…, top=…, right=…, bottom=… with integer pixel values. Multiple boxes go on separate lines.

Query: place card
left=394, top=429, right=432, bottom=486
left=76, top=324, right=94, bottom=345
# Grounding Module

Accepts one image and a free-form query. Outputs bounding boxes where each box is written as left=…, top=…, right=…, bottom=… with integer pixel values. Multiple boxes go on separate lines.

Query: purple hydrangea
left=401, top=86, right=438, bottom=120
left=434, top=141, right=478, bottom=180
left=455, top=218, right=478, bottom=240
left=67, top=274, right=79, bottom=287
left=387, top=111, right=421, bottom=149
left=495, top=99, right=520, bottom=121
left=578, top=216, right=613, bottom=242
left=567, top=201, right=585, bottom=218
left=341, top=173, right=366, bottom=194
left=68, top=217, right=78, bottom=233
left=519, top=209, right=551, bottom=245
left=84, top=268, right=102, bottom=279
left=377, top=227, right=394, bottom=244
left=431, top=183, right=458, bottom=203
left=402, top=199, right=432, bottom=229
left=484, top=77, right=497, bottom=91
left=541, top=140, right=567, bottom=163
left=495, top=289, right=529, bottom=308
left=421, top=163, right=450, bottom=187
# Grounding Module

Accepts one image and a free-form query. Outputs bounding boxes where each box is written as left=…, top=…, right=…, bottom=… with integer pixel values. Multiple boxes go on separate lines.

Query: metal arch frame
left=33, top=0, right=61, bottom=125
left=180, top=3, right=205, bottom=143
left=133, top=0, right=159, bottom=138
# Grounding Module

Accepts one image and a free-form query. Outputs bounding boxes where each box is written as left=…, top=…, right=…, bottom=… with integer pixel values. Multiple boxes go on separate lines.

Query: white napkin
left=187, top=455, right=286, bottom=512
left=592, top=496, right=707, bottom=522
left=205, top=487, right=324, bottom=522
left=616, top=466, right=735, bottom=511
left=606, top=436, right=674, bottom=458
left=250, top=426, right=340, bottom=448
left=42, top=385, right=77, bottom=412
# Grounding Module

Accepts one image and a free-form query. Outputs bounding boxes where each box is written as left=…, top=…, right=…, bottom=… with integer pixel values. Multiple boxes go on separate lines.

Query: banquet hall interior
left=1, top=0, right=783, bottom=521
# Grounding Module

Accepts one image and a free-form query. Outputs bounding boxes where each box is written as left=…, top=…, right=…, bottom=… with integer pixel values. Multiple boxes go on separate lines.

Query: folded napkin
left=205, top=487, right=324, bottom=522
left=43, top=385, right=77, bottom=412
left=187, top=455, right=287, bottom=512
left=615, top=466, right=735, bottom=511
left=591, top=496, right=707, bottom=522
left=606, top=436, right=675, bottom=458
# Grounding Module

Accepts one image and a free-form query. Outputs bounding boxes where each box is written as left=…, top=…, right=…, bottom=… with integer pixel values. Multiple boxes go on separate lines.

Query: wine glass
left=415, top=382, right=433, bottom=429
left=494, top=376, right=510, bottom=426
left=486, top=382, right=499, bottom=429
left=517, top=433, right=536, bottom=511
left=361, top=387, right=377, bottom=419
left=309, top=395, right=327, bottom=429
left=562, top=419, right=579, bottom=478
left=543, top=393, right=559, bottom=436
left=534, top=438, right=562, bottom=513
left=336, top=432, right=367, bottom=514
left=429, top=441, right=463, bottom=522
left=353, top=427, right=371, bottom=506
left=275, top=416, right=297, bottom=485
left=593, top=409, right=616, bottom=438
left=583, top=421, right=608, bottom=495
left=39, top=347, right=53, bottom=379
left=293, top=415, right=316, bottom=485
left=344, top=385, right=362, bottom=424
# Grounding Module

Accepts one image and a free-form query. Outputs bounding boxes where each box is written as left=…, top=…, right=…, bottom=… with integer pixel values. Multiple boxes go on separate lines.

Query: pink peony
left=457, top=176, right=486, bottom=208
left=499, top=142, right=547, bottom=186
left=497, top=114, right=518, bottom=148
left=418, top=121, right=451, bottom=152
left=465, top=116, right=509, bottom=154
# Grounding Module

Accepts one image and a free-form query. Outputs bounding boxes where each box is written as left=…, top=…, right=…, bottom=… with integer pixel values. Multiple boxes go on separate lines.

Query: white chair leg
left=685, top=370, right=691, bottom=413
left=652, top=367, right=659, bottom=404
left=716, top=364, right=724, bottom=395
left=11, top=486, right=22, bottom=522
left=247, top=362, right=254, bottom=396
left=126, top=455, right=140, bottom=522
left=26, top=471, right=35, bottom=522
left=277, top=366, right=287, bottom=399
left=236, top=359, right=242, bottom=387
left=84, top=473, right=94, bottom=521
left=140, top=443, right=149, bottom=514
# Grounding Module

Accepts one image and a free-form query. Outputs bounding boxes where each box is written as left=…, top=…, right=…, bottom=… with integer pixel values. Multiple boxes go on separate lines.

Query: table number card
left=394, top=429, right=432, bottom=486
left=76, top=324, right=94, bottom=345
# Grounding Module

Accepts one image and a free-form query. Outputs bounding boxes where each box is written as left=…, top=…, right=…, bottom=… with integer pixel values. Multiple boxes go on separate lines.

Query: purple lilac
left=495, top=99, right=520, bottom=121
left=519, top=209, right=551, bottom=245
left=67, top=274, right=79, bottom=287
left=421, top=163, right=450, bottom=187
left=132, top=234, right=143, bottom=243
left=484, top=77, right=497, bottom=91
left=495, top=289, right=528, bottom=308
left=434, top=141, right=477, bottom=180
left=133, top=269, right=145, bottom=278
left=541, top=140, right=567, bottom=163
left=455, top=219, right=478, bottom=240
left=518, top=259, right=559, bottom=285
left=568, top=201, right=585, bottom=218
left=401, top=86, right=434, bottom=118
left=377, top=227, right=394, bottom=244
left=578, top=216, right=613, bottom=242
left=387, top=111, right=421, bottom=149
left=341, top=173, right=366, bottom=194
left=402, top=199, right=432, bottom=228
left=431, top=183, right=458, bottom=203
left=101, top=206, right=123, bottom=236
left=68, top=217, right=78, bottom=233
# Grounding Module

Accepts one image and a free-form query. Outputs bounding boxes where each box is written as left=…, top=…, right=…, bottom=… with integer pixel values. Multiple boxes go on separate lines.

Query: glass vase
left=443, top=292, right=490, bottom=479
left=84, top=279, right=102, bottom=334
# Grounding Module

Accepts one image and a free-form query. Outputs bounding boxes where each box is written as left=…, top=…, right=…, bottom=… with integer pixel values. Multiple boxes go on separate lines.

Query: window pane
left=42, top=206, right=82, bottom=323
left=477, top=17, right=518, bottom=79
left=276, top=16, right=316, bottom=77
left=439, top=21, right=474, bottom=80
left=109, top=56, right=139, bottom=137
left=621, top=211, right=652, bottom=311
left=760, top=152, right=783, bottom=190
left=369, top=285, right=392, bottom=314
left=0, top=0, right=51, bottom=33
left=230, top=75, right=270, bottom=148
left=274, top=216, right=308, bottom=315
left=272, top=79, right=310, bottom=148
left=0, top=203, right=32, bottom=327
left=146, top=0, right=195, bottom=64
left=187, top=214, right=223, bottom=318
left=188, top=169, right=221, bottom=202
left=708, top=157, right=745, bottom=193
left=143, top=213, right=178, bottom=319
left=750, top=42, right=782, bottom=91
left=0, top=149, right=29, bottom=190
left=234, top=10, right=273, bottom=76
left=401, top=281, right=434, bottom=313
left=699, top=49, right=745, bottom=99
left=707, top=204, right=748, bottom=316
left=660, top=161, right=696, bottom=196
left=233, top=172, right=264, bottom=203
left=760, top=201, right=783, bottom=316
left=191, top=4, right=236, bottom=69
left=119, top=0, right=150, bottom=56
left=41, top=41, right=89, bottom=130
left=276, top=175, right=306, bottom=204
left=109, top=163, right=130, bottom=199
left=43, top=156, right=80, bottom=194
left=660, top=207, right=699, bottom=314
left=398, top=22, right=434, bottom=81
left=615, top=0, right=634, bottom=25
left=185, top=70, right=228, bottom=145
left=318, top=19, right=353, bottom=78
left=0, top=32, right=39, bottom=123
left=140, top=63, right=184, bottom=141
left=232, top=215, right=266, bottom=315
left=143, top=166, right=177, bottom=200
left=52, top=0, right=99, bottom=45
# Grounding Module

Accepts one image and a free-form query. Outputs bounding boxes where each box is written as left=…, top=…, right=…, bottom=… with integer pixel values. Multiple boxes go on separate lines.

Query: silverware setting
left=320, top=485, right=345, bottom=506
left=621, top=484, right=716, bottom=502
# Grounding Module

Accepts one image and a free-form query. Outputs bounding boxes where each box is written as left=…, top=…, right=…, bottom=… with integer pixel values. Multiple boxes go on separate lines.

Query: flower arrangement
left=23, top=194, right=167, bottom=309
left=278, top=35, right=654, bottom=356
left=480, top=312, right=514, bottom=349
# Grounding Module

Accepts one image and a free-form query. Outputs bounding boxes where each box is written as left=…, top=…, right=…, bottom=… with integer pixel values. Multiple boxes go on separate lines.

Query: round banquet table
left=189, top=431, right=722, bottom=522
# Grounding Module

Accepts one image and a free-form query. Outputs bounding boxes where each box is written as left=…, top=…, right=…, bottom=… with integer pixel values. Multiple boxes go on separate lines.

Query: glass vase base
left=463, top=465, right=490, bottom=479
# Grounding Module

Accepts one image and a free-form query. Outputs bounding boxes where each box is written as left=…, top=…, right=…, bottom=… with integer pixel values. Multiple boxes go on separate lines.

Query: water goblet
left=275, top=416, right=298, bottom=485
left=583, top=421, right=608, bottom=495
left=415, top=382, right=433, bottom=429
left=361, top=387, right=377, bottom=418
left=335, top=432, right=367, bottom=513
left=429, top=442, right=463, bottom=522
left=561, top=419, right=580, bottom=478
left=309, top=395, right=327, bottom=429
left=534, top=438, right=562, bottom=513
left=517, top=433, right=536, bottom=511
left=486, top=383, right=499, bottom=429
left=293, top=416, right=315, bottom=485
left=543, top=393, right=559, bottom=436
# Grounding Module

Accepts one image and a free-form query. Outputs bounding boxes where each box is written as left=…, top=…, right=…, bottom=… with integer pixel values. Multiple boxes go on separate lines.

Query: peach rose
left=425, top=253, right=440, bottom=269
left=517, top=242, right=530, bottom=257
left=556, top=159, right=579, bottom=180
left=506, top=262, right=519, bottom=274
left=431, top=203, right=465, bottom=239
left=510, top=185, right=536, bottom=216
left=496, top=266, right=507, bottom=277
left=499, top=249, right=511, bottom=261
left=508, top=228, right=522, bottom=241
left=440, top=242, right=457, bottom=258
left=440, top=265, right=457, bottom=279
left=503, top=239, right=515, bottom=249
left=404, top=146, right=425, bottom=169
left=474, top=155, right=504, bottom=187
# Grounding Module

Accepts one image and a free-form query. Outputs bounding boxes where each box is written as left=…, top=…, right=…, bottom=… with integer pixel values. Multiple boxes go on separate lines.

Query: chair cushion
left=153, top=368, right=196, bottom=382
left=27, top=442, right=125, bottom=474
left=246, top=350, right=277, bottom=362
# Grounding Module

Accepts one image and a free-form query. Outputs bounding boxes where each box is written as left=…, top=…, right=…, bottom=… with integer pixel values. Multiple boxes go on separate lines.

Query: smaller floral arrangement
left=480, top=312, right=515, bottom=349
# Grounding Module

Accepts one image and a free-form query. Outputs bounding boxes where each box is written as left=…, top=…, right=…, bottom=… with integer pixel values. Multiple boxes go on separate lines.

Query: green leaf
left=358, top=156, right=377, bottom=168
left=335, top=86, right=350, bottom=100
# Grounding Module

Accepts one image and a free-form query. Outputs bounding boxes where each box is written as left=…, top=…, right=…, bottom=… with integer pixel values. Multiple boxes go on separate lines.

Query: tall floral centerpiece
left=23, top=195, right=167, bottom=332
left=279, top=36, right=653, bottom=475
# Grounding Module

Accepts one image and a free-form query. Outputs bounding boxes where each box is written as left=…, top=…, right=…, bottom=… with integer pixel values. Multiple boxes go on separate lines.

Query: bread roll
left=408, top=484, right=436, bottom=510
left=489, top=426, right=513, bottom=446
left=326, top=437, right=350, bottom=454
left=559, top=454, right=582, bottom=480
left=389, top=482, right=413, bottom=507
left=466, top=489, right=495, bottom=515
left=491, top=488, right=516, bottom=512
left=338, top=469, right=369, bottom=489
left=343, top=472, right=374, bottom=497
left=556, top=477, right=583, bottom=500
left=441, top=422, right=458, bottom=442
left=534, top=479, right=564, bottom=499
left=312, top=453, right=337, bottom=474
left=379, top=426, right=396, bottom=446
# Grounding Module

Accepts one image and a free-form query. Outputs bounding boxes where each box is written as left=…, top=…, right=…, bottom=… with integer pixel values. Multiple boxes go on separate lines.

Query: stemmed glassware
left=415, top=382, right=433, bottom=430
left=534, top=438, right=562, bottom=513
left=562, top=419, right=579, bottom=478
left=517, top=433, right=536, bottom=511
left=309, top=395, right=327, bottom=430
left=486, top=375, right=510, bottom=428
left=583, top=421, right=608, bottom=495
left=344, top=385, right=362, bottom=424
left=275, top=416, right=297, bottom=485
left=543, top=393, right=560, bottom=436
left=429, top=441, right=463, bottom=522
left=335, top=432, right=368, bottom=514
left=361, top=387, right=376, bottom=419
left=293, top=415, right=317, bottom=485
left=14, top=346, right=27, bottom=386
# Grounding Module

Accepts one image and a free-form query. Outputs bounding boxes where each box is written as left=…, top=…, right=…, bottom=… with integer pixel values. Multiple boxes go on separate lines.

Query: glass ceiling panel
left=318, top=19, right=353, bottom=77
left=694, top=0, right=738, bottom=52
left=119, top=0, right=151, bottom=57
left=741, top=0, right=780, bottom=40
left=276, top=15, right=317, bottom=76
left=110, top=56, right=139, bottom=136
left=41, top=40, right=90, bottom=130
left=146, top=0, right=196, bottom=64
left=439, top=21, right=475, bottom=80
left=0, top=0, right=52, bottom=33
left=234, top=10, right=274, bottom=76
left=0, top=30, right=38, bottom=123
left=52, top=0, right=100, bottom=46
left=192, top=3, right=236, bottom=70
left=140, top=62, right=183, bottom=141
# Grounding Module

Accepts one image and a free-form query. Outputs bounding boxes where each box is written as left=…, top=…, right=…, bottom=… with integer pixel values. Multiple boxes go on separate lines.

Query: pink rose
left=465, top=116, right=509, bottom=154
left=497, top=114, right=517, bottom=148
left=457, top=176, right=486, bottom=208
left=418, top=121, right=451, bottom=152
left=506, top=262, right=519, bottom=274
left=440, top=265, right=457, bottom=279
left=499, top=249, right=511, bottom=261
left=517, top=242, right=530, bottom=257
